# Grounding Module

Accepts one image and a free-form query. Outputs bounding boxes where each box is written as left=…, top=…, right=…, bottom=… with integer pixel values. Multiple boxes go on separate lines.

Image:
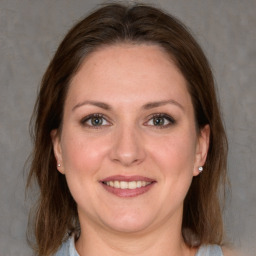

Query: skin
left=51, top=44, right=210, bottom=256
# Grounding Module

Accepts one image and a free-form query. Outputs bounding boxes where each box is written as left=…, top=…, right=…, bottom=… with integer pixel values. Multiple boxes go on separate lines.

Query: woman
left=27, top=3, right=230, bottom=256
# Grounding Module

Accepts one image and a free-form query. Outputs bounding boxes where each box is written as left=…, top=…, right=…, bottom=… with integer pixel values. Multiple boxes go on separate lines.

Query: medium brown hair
left=27, top=3, right=228, bottom=256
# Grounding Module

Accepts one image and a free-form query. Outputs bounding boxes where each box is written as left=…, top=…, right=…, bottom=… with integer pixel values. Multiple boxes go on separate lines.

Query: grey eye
left=90, top=116, right=104, bottom=126
left=146, top=114, right=176, bottom=128
left=81, top=114, right=110, bottom=127
left=153, top=116, right=166, bottom=126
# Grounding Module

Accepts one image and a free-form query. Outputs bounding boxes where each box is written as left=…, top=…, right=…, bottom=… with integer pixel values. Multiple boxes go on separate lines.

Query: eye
left=145, top=114, right=176, bottom=128
left=81, top=114, right=111, bottom=128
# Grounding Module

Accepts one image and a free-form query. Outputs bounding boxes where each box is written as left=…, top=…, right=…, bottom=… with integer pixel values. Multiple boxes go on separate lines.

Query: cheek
left=148, top=132, right=197, bottom=174
left=59, top=133, right=112, bottom=209
left=60, top=132, right=110, bottom=177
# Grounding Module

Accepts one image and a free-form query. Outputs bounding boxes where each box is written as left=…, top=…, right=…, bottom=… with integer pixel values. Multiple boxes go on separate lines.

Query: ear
left=193, top=124, right=210, bottom=176
left=50, top=129, right=65, bottom=174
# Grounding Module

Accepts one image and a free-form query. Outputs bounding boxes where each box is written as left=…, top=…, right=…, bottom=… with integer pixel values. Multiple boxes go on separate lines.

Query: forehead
left=67, top=43, right=191, bottom=110
left=71, top=43, right=182, bottom=82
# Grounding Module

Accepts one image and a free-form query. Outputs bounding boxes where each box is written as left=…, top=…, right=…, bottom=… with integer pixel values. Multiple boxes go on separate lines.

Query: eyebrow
left=72, top=99, right=184, bottom=112
left=72, top=101, right=111, bottom=111
left=142, top=99, right=184, bottom=111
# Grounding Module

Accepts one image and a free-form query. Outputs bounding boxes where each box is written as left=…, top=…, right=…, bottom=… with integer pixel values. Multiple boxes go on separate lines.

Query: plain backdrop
left=0, top=0, right=255, bottom=255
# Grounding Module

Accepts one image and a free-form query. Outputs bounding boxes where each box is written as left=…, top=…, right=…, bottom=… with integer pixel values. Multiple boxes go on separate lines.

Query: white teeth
left=120, top=181, right=128, bottom=189
left=105, top=181, right=152, bottom=189
left=128, top=181, right=136, bottom=189
left=114, top=180, right=120, bottom=188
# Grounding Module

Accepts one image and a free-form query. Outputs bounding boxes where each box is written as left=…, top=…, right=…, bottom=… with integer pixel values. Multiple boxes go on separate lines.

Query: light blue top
left=195, top=244, right=223, bottom=256
left=54, top=236, right=79, bottom=256
left=54, top=236, right=223, bottom=256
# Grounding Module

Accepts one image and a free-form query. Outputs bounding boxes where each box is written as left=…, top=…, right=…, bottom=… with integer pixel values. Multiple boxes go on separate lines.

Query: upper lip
left=100, top=175, right=155, bottom=182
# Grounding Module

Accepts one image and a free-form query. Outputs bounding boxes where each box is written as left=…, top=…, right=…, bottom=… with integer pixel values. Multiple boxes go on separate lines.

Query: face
left=52, top=44, right=209, bottom=234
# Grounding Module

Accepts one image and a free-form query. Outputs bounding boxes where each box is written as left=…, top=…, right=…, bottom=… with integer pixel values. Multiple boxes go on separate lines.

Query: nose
left=109, top=124, right=146, bottom=167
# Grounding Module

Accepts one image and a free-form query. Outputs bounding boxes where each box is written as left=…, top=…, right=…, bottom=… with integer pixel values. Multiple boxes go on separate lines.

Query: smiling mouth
left=102, top=180, right=153, bottom=190
left=100, top=176, right=156, bottom=197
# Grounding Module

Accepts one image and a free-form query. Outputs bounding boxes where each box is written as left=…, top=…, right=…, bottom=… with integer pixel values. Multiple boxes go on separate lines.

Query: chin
left=102, top=214, right=154, bottom=234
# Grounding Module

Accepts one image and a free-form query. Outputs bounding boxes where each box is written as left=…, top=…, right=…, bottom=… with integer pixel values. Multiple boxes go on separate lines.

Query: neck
left=76, top=211, right=196, bottom=256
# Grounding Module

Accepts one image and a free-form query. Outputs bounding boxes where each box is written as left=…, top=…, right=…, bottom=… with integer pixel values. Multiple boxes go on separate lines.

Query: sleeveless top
left=54, top=236, right=223, bottom=256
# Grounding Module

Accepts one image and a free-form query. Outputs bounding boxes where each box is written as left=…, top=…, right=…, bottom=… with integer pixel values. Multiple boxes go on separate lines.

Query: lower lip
left=101, top=182, right=156, bottom=197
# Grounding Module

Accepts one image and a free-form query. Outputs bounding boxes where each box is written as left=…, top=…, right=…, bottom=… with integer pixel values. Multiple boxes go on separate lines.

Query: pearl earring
left=198, top=166, right=203, bottom=173
left=57, top=163, right=61, bottom=167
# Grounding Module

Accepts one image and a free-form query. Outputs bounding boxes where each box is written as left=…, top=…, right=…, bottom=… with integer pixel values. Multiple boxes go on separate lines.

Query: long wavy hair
left=27, top=3, right=228, bottom=256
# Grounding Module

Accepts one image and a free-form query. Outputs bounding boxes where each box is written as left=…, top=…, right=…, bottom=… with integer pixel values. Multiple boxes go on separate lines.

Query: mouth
left=100, top=175, right=156, bottom=197
left=102, top=180, right=153, bottom=189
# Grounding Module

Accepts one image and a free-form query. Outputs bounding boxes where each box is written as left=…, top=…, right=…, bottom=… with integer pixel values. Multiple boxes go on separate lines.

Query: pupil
left=92, top=117, right=102, bottom=126
left=153, top=117, right=164, bottom=126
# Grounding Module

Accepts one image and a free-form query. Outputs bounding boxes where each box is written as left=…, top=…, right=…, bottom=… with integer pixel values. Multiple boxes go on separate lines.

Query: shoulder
left=196, top=244, right=223, bottom=256
left=54, top=238, right=70, bottom=256
left=54, top=235, right=79, bottom=256
left=196, top=244, right=240, bottom=256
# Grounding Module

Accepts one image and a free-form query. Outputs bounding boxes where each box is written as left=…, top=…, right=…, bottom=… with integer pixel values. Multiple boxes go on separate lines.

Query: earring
left=198, top=166, right=203, bottom=173
left=57, top=163, right=61, bottom=167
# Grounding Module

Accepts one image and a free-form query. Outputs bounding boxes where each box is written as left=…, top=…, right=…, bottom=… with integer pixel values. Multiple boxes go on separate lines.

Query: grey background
left=0, top=0, right=255, bottom=255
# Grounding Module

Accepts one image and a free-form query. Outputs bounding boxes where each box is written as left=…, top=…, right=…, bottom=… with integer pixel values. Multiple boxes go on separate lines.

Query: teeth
left=128, top=181, right=136, bottom=189
left=105, top=181, right=152, bottom=189
left=114, top=180, right=120, bottom=188
left=120, top=181, right=128, bottom=189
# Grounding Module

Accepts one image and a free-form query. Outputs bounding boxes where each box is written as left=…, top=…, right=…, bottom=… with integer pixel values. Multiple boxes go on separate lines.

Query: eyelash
left=80, top=113, right=111, bottom=128
left=145, top=113, right=176, bottom=128
left=80, top=113, right=176, bottom=129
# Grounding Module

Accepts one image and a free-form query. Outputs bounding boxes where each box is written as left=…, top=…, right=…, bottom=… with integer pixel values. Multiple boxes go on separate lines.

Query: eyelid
left=80, top=113, right=112, bottom=128
left=80, top=113, right=175, bottom=129
left=144, top=113, right=176, bottom=127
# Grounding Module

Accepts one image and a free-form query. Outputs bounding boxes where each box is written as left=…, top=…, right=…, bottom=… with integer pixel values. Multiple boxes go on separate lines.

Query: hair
left=27, top=2, right=228, bottom=256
